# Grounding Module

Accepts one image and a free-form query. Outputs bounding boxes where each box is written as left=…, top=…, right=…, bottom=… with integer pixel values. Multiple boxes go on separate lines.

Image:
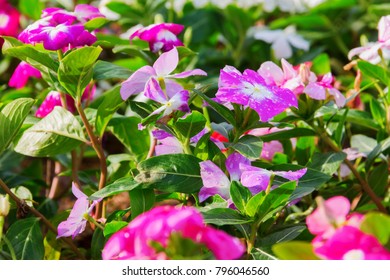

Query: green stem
left=247, top=220, right=261, bottom=255
left=0, top=216, right=4, bottom=244
left=2, top=235, right=16, bottom=260
left=84, top=214, right=104, bottom=231
left=202, top=106, right=211, bottom=130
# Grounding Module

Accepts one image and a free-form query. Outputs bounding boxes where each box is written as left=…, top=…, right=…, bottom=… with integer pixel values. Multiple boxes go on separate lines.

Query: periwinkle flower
left=0, top=195, right=10, bottom=217
left=102, top=205, right=245, bottom=260
left=0, top=0, right=20, bottom=39
left=216, top=65, right=297, bottom=122
left=8, top=62, right=42, bottom=89
left=130, top=23, right=184, bottom=53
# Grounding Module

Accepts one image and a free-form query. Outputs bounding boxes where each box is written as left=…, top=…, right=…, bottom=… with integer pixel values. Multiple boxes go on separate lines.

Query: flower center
left=0, top=14, right=10, bottom=28
left=243, top=81, right=273, bottom=100
left=343, top=249, right=365, bottom=260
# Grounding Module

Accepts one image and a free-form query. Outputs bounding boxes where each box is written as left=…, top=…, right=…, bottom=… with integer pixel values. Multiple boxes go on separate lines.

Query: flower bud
left=0, top=195, right=10, bottom=217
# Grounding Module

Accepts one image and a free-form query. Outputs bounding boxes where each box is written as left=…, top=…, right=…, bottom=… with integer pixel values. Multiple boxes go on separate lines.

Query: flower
left=0, top=0, right=20, bottom=39
left=130, top=23, right=184, bottom=53
left=102, top=205, right=245, bottom=260
left=0, top=195, right=10, bottom=217
left=57, top=183, right=101, bottom=239
left=199, top=152, right=250, bottom=205
left=152, top=129, right=183, bottom=156
left=348, top=15, right=390, bottom=64
left=250, top=25, right=310, bottom=59
left=304, top=73, right=346, bottom=107
left=120, top=47, right=206, bottom=100
left=240, top=164, right=307, bottom=194
left=216, top=65, right=297, bottom=122
left=8, top=62, right=42, bottom=89
left=263, top=0, right=326, bottom=13
left=314, top=226, right=390, bottom=260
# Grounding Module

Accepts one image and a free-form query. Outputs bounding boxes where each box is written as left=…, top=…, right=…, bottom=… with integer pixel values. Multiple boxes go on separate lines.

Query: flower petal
left=153, top=47, right=179, bottom=77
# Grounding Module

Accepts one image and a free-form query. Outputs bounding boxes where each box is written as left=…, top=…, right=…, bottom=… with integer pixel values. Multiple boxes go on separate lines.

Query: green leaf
left=1, top=36, right=59, bottom=72
left=273, top=241, right=319, bottom=260
left=250, top=248, right=278, bottom=260
left=346, top=110, right=381, bottom=131
left=358, top=60, right=390, bottom=86
left=84, top=17, right=110, bottom=31
left=359, top=163, right=389, bottom=207
left=260, top=128, right=316, bottom=142
left=201, top=208, right=251, bottom=226
left=103, top=221, right=128, bottom=238
left=58, top=46, right=102, bottom=98
left=95, top=86, right=124, bottom=137
left=93, top=60, right=132, bottom=81
left=174, top=111, right=206, bottom=139
left=14, top=107, right=87, bottom=157
left=0, top=98, right=34, bottom=155
left=259, top=225, right=306, bottom=247
left=6, top=218, right=44, bottom=260
left=18, top=0, right=44, bottom=20
left=366, top=137, right=390, bottom=169
left=194, top=132, right=223, bottom=161
left=230, top=181, right=252, bottom=214
left=245, top=191, right=266, bottom=218
left=194, top=89, right=236, bottom=126
left=311, top=53, right=330, bottom=75
left=231, top=135, right=263, bottom=160
left=129, top=189, right=155, bottom=219
left=10, top=186, right=34, bottom=208
left=308, top=152, right=346, bottom=175
left=295, top=136, right=315, bottom=165
left=370, top=98, right=386, bottom=128
left=91, top=228, right=105, bottom=260
left=360, top=212, right=390, bottom=245
left=136, top=154, right=202, bottom=194
left=89, top=177, right=141, bottom=200
left=351, top=134, right=377, bottom=155
left=107, top=116, right=150, bottom=161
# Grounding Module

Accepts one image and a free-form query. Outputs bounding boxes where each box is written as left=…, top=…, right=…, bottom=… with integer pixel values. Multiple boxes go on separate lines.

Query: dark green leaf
left=346, top=110, right=381, bottom=131
left=260, top=128, right=316, bottom=142
left=91, top=228, right=105, bottom=260
left=136, top=154, right=202, bottom=194
left=232, top=135, right=263, bottom=160
left=107, top=116, right=150, bottom=161
left=6, top=218, right=44, bottom=260
left=58, top=46, right=102, bottom=98
left=0, top=98, right=34, bottom=155
left=174, top=111, right=206, bottom=139
left=89, top=177, right=141, bottom=200
left=14, top=107, right=87, bottom=157
left=201, top=208, right=251, bottom=226
left=308, top=152, right=346, bottom=175
left=259, top=226, right=306, bottom=247
left=359, top=163, right=388, bottom=207
left=230, top=181, right=252, bottom=214
left=366, top=137, right=390, bottom=169
left=93, top=60, right=132, bottom=81
left=129, top=189, right=155, bottom=219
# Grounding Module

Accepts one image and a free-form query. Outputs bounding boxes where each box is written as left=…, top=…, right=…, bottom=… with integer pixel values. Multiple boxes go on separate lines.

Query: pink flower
left=215, top=65, right=298, bottom=122
left=102, top=205, right=245, bottom=260
left=130, top=23, right=184, bottom=53
left=8, top=62, right=42, bottom=89
left=304, top=73, right=346, bottom=108
left=348, top=15, right=390, bottom=64
left=152, top=129, right=183, bottom=156
left=120, top=47, right=206, bottom=100
left=314, top=226, right=390, bottom=260
left=57, top=183, right=100, bottom=239
left=0, top=0, right=20, bottom=39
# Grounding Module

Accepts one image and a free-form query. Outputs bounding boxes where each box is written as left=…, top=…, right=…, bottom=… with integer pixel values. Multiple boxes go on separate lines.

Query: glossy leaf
left=174, top=111, right=206, bottom=139
left=308, top=152, right=346, bottom=175
left=129, top=189, right=155, bottom=219
left=231, top=135, right=263, bottom=160
left=230, top=181, right=252, bottom=214
left=201, top=208, right=251, bottom=226
left=89, top=177, right=141, bottom=200
left=103, top=221, right=128, bottom=238
left=358, top=60, right=390, bottom=86
left=93, top=60, right=132, bottom=81
left=194, top=132, right=223, bottom=161
left=259, top=225, right=306, bottom=247
left=14, top=107, right=87, bottom=157
left=0, top=98, right=34, bottom=155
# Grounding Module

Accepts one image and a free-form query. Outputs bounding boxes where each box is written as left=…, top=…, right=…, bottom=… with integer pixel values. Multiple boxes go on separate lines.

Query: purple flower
left=152, top=129, right=183, bottom=156
left=304, top=73, right=346, bottom=108
left=130, top=23, right=184, bottom=53
left=240, top=164, right=307, bottom=194
left=8, top=62, right=42, bottom=89
left=120, top=47, right=206, bottom=100
left=102, top=205, right=245, bottom=260
left=199, top=153, right=250, bottom=205
left=216, top=66, right=297, bottom=122
left=57, top=183, right=100, bottom=239
left=0, top=0, right=20, bottom=39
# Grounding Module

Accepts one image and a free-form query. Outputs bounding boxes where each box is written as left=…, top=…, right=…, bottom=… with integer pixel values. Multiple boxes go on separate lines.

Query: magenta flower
left=215, top=66, right=298, bottom=122
left=152, top=129, right=183, bottom=156
left=57, top=183, right=100, bottom=239
left=240, top=164, right=307, bottom=194
left=348, top=15, right=390, bottom=64
left=8, top=62, right=42, bottom=89
left=120, top=47, right=206, bottom=100
left=199, top=153, right=250, bottom=205
left=0, top=0, right=20, bottom=39
left=304, top=73, right=346, bottom=108
left=73, top=4, right=104, bottom=22
left=314, top=226, right=390, bottom=260
left=102, top=205, right=245, bottom=260
left=130, top=23, right=184, bottom=53
left=145, top=77, right=190, bottom=117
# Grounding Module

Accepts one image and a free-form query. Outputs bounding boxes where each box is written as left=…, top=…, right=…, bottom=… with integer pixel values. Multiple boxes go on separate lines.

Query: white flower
left=263, top=0, right=326, bottom=13
left=250, top=25, right=310, bottom=59
left=0, top=195, right=10, bottom=217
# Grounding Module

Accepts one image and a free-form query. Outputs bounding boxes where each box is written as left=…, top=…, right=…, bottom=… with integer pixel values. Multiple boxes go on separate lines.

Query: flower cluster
left=306, top=196, right=390, bottom=260
left=18, top=4, right=104, bottom=50
left=349, top=15, right=390, bottom=64
left=102, top=205, right=245, bottom=260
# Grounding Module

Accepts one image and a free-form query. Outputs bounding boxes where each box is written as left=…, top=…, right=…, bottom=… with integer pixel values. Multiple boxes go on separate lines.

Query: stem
left=2, top=235, right=16, bottom=260
left=48, top=161, right=63, bottom=200
left=202, top=106, right=211, bottom=130
left=84, top=214, right=104, bottom=231
left=247, top=220, right=260, bottom=255
left=147, top=138, right=157, bottom=159
left=0, top=178, right=84, bottom=259
left=310, top=124, right=388, bottom=214
left=75, top=99, right=107, bottom=219
left=242, top=108, right=253, bottom=130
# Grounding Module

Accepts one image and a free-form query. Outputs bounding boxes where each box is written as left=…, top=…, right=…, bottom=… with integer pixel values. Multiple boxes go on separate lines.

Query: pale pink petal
left=144, top=77, right=167, bottom=103
left=170, top=69, right=208, bottom=78
left=153, top=47, right=179, bottom=77
left=257, top=61, right=284, bottom=86
left=120, top=65, right=155, bottom=100
left=304, top=82, right=326, bottom=100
